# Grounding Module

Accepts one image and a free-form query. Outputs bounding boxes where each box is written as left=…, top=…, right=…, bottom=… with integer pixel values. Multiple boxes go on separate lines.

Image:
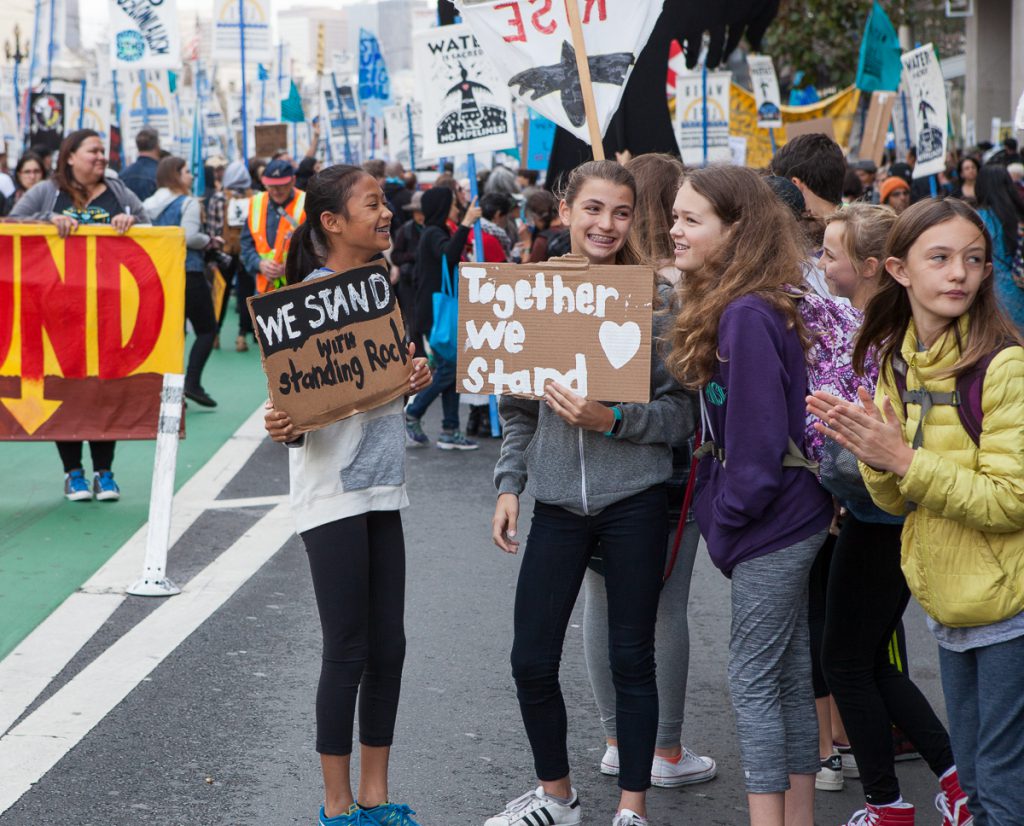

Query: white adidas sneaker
left=484, top=786, right=582, bottom=826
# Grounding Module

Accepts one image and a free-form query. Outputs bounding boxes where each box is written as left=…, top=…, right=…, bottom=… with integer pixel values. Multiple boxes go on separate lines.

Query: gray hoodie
left=9, top=177, right=150, bottom=223
left=143, top=188, right=210, bottom=250
left=494, top=287, right=695, bottom=514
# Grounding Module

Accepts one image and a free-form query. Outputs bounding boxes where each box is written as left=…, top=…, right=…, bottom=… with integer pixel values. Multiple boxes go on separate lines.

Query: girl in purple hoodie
left=666, top=166, right=832, bottom=826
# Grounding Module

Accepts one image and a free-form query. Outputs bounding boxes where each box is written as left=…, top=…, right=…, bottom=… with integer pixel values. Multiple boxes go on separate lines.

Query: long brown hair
left=557, top=159, right=642, bottom=265
left=853, top=198, right=1023, bottom=377
left=156, top=156, right=189, bottom=193
left=625, top=153, right=685, bottom=265
left=667, top=165, right=811, bottom=389
left=52, top=129, right=102, bottom=209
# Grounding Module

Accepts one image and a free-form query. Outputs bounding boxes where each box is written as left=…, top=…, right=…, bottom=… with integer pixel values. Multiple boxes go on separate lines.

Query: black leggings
left=185, top=271, right=217, bottom=392
left=57, top=441, right=115, bottom=473
left=300, top=510, right=407, bottom=756
left=511, top=487, right=668, bottom=792
left=822, top=515, right=954, bottom=805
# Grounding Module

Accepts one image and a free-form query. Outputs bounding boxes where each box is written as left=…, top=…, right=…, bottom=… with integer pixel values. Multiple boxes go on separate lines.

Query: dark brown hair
left=853, top=198, right=1023, bottom=377
left=625, top=153, right=685, bottom=266
left=156, top=156, right=188, bottom=193
left=667, top=165, right=811, bottom=389
left=53, top=129, right=103, bottom=209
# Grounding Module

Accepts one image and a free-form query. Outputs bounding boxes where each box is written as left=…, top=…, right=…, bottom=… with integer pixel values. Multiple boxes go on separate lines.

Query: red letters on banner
left=496, top=0, right=586, bottom=43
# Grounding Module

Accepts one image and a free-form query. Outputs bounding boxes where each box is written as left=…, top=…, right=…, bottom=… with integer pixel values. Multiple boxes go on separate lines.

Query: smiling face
left=669, top=182, right=728, bottom=274
left=69, top=136, right=107, bottom=184
left=559, top=178, right=634, bottom=265
left=320, top=173, right=393, bottom=257
left=821, top=221, right=860, bottom=300
left=886, top=216, right=991, bottom=339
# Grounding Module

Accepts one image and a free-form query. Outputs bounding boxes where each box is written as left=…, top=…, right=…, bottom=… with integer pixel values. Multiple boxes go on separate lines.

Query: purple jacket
left=695, top=294, right=832, bottom=575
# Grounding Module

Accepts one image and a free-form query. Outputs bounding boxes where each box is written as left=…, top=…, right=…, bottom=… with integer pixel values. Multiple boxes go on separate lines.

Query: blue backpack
left=154, top=195, right=205, bottom=271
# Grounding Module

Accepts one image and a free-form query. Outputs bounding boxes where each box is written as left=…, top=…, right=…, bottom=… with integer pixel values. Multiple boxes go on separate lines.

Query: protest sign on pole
left=525, top=109, right=556, bottom=173
left=456, top=257, right=654, bottom=403
left=65, top=85, right=114, bottom=148
left=674, top=70, right=731, bottom=166
left=214, top=0, right=273, bottom=63
left=109, top=0, right=182, bottom=70
left=383, top=102, right=424, bottom=170
left=28, top=91, right=65, bottom=156
left=748, top=55, right=783, bottom=129
left=247, top=264, right=412, bottom=433
left=458, top=0, right=661, bottom=151
left=413, top=23, right=517, bottom=160
left=860, top=90, right=897, bottom=165
left=358, top=28, right=392, bottom=117
left=900, top=44, right=947, bottom=179
left=255, top=123, right=288, bottom=157
left=0, top=225, right=186, bottom=441
left=126, top=71, right=176, bottom=150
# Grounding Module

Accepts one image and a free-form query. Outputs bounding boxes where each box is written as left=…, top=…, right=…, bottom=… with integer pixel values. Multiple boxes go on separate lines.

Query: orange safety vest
left=248, top=189, right=307, bottom=292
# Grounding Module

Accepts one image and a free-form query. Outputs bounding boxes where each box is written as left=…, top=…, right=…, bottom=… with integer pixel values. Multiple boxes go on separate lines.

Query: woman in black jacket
left=404, top=186, right=481, bottom=450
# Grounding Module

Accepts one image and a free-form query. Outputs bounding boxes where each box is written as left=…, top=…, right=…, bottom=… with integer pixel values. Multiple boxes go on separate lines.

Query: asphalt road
left=1, top=405, right=953, bottom=826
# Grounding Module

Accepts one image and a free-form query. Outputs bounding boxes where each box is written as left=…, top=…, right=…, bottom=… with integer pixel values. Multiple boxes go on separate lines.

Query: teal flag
left=856, top=2, right=903, bottom=92
left=281, top=80, right=305, bottom=123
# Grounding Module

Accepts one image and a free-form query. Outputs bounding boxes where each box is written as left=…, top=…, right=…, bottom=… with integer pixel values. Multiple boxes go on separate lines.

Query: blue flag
left=856, top=1, right=903, bottom=92
left=281, top=80, right=305, bottom=123
left=257, top=63, right=269, bottom=81
left=358, top=28, right=391, bottom=115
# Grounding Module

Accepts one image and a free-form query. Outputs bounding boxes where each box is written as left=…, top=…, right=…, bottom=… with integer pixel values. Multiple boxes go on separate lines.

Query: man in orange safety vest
left=240, top=159, right=307, bottom=293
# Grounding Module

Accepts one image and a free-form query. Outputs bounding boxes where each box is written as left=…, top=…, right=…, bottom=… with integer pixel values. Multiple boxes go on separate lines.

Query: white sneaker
left=600, top=745, right=620, bottom=776
left=651, top=748, right=717, bottom=788
left=836, top=744, right=860, bottom=778
left=816, top=752, right=845, bottom=792
left=484, top=787, right=582, bottom=826
left=612, top=809, right=649, bottom=826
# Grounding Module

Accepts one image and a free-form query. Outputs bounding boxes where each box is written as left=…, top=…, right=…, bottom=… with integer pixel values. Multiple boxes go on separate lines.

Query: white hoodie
left=143, top=188, right=210, bottom=250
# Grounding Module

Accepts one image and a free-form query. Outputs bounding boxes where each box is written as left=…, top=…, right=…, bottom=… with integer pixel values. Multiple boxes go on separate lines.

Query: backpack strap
left=955, top=343, right=1014, bottom=445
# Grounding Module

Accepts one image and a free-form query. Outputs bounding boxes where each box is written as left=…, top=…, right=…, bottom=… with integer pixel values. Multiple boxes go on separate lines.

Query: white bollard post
left=127, top=373, right=184, bottom=597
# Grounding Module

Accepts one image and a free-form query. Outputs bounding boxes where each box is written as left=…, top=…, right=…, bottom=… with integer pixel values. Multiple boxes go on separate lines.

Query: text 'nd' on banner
left=0, top=225, right=185, bottom=441
left=248, top=264, right=412, bottom=433
left=456, top=257, right=654, bottom=403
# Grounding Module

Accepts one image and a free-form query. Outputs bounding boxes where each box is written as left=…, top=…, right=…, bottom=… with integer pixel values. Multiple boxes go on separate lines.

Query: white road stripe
left=0, top=405, right=271, bottom=736
left=0, top=504, right=295, bottom=815
left=205, top=494, right=289, bottom=510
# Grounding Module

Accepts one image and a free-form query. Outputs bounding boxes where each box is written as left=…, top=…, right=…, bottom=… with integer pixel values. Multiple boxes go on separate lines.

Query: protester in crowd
left=28, top=143, right=55, bottom=175
left=818, top=204, right=969, bottom=826
left=119, top=127, right=162, bottom=201
left=215, top=160, right=256, bottom=352
left=879, top=175, right=911, bottom=215
left=809, top=197, right=1022, bottom=825
left=201, top=156, right=232, bottom=343
left=952, top=156, right=979, bottom=205
left=887, top=162, right=914, bottom=187
left=576, top=152, right=715, bottom=795
left=240, top=159, right=306, bottom=294
left=2, top=152, right=47, bottom=215
left=989, top=136, right=1023, bottom=167
left=11, top=129, right=147, bottom=502
left=362, top=159, right=387, bottom=188
left=144, top=157, right=221, bottom=408
left=404, top=187, right=481, bottom=450
left=842, top=168, right=865, bottom=204
left=248, top=157, right=267, bottom=192
left=524, top=190, right=568, bottom=263
left=488, top=160, right=690, bottom=826
left=296, top=156, right=320, bottom=191
left=1008, top=161, right=1024, bottom=197
left=853, top=160, right=879, bottom=203
left=264, top=163, right=432, bottom=826
left=667, top=165, right=833, bottom=826
left=479, top=192, right=515, bottom=262
left=975, top=163, right=1024, bottom=333
left=516, top=168, right=540, bottom=192
left=384, top=161, right=412, bottom=226
left=390, top=190, right=425, bottom=331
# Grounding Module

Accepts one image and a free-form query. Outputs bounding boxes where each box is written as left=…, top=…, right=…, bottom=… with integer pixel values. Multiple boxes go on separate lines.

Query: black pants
left=56, top=440, right=115, bottom=473
left=300, top=510, right=407, bottom=756
left=235, top=265, right=255, bottom=336
left=185, top=271, right=217, bottom=393
left=511, top=487, right=668, bottom=792
left=822, top=515, right=954, bottom=805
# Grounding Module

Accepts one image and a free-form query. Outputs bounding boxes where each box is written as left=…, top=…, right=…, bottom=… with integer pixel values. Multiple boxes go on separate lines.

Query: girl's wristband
left=604, top=406, right=623, bottom=437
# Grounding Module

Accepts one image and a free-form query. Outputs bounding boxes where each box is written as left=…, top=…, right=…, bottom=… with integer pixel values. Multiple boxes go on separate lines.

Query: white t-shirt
left=0, top=172, right=15, bottom=199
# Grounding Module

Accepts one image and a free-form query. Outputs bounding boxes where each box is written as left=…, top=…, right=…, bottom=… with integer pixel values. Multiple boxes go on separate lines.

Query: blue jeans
left=405, top=353, right=459, bottom=432
left=511, top=487, right=668, bottom=792
left=938, top=632, right=1024, bottom=825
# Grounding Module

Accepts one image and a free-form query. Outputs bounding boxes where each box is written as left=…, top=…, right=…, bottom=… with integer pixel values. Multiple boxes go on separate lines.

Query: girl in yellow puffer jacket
left=808, top=198, right=1024, bottom=826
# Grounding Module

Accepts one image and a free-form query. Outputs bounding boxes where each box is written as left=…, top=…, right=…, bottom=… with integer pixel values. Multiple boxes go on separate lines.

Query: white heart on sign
left=599, top=321, right=642, bottom=370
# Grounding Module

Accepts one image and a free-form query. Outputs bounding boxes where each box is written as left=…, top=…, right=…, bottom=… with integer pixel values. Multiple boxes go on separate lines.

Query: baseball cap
left=403, top=191, right=424, bottom=212
left=261, top=159, right=296, bottom=185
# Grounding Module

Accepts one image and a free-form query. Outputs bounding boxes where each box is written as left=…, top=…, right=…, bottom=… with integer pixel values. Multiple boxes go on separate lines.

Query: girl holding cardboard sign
left=489, top=160, right=693, bottom=826
left=263, top=165, right=431, bottom=826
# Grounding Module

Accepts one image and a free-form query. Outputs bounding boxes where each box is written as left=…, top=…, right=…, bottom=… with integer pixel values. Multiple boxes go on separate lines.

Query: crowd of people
left=3, top=123, right=1024, bottom=826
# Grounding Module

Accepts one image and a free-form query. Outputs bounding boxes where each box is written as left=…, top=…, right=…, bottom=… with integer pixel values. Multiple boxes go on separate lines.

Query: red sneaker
left=842, top=802, right=915, bottom=825
left=936, top=769, right=973, bottom=826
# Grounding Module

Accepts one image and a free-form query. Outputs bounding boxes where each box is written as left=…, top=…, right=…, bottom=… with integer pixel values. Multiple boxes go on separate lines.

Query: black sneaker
left=184, top=387, right=217, bottom=407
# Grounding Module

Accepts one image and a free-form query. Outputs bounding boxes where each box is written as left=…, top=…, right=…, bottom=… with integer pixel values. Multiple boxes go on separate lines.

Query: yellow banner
left=0, top=225, right=186, bottom=439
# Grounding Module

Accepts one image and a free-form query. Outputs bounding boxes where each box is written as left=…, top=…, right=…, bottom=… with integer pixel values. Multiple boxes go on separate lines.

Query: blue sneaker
left=64, top=469, right=93, bottom=501
left=92, top=471, right=121, bottom=502
left=362, top=802, right=422, bottom=826
left=404, top=415, right=430, bottom=448
left=319, top=804, right=378, bottom=825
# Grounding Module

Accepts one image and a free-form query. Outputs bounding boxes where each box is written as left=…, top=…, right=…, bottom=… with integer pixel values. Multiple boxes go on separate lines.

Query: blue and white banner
left=214, top=0, right=273, bottom=64
left=108, top=0, right=182, bottom=70
left=358, top=29, right=392, bottom=117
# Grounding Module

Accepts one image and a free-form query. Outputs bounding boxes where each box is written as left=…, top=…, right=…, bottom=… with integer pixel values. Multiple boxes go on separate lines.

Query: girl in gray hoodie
left=487, top=161, right=693, bottom=826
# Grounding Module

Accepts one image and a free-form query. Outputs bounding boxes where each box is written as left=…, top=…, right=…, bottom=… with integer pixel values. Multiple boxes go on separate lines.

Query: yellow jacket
left=861, top=318, right=1024, bottom=627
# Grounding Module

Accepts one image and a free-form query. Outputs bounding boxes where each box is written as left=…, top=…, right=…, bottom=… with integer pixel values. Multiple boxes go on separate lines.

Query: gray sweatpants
left=583, top=520, right=702, bottom=750
left=729, top=530, right=826, bottom=794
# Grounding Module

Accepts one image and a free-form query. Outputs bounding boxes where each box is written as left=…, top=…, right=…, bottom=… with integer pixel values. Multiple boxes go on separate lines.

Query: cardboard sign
left=456, top=257, right=654, bottom=403
left=784, top=116, right=835, bottom=142
left=861, top=91, right=897, bottom=165
left=901, top=45, right=948, bottom=179
left=0, top=226, right=186, bottom=441
left=458, top=0, right=661, bottom=144
left=248, top=264, right=412, bottom=433
left=254, top=123, right=288, bottom=157
left=748, top=55, right=783, bottom=129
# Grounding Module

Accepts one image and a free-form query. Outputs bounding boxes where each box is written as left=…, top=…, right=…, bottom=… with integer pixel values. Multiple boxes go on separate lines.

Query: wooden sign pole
left=564, top=0, right=605, bottom=161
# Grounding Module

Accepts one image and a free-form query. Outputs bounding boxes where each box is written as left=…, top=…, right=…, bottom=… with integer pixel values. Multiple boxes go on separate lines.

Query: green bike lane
left=0, top=340, right=269, bottom=660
